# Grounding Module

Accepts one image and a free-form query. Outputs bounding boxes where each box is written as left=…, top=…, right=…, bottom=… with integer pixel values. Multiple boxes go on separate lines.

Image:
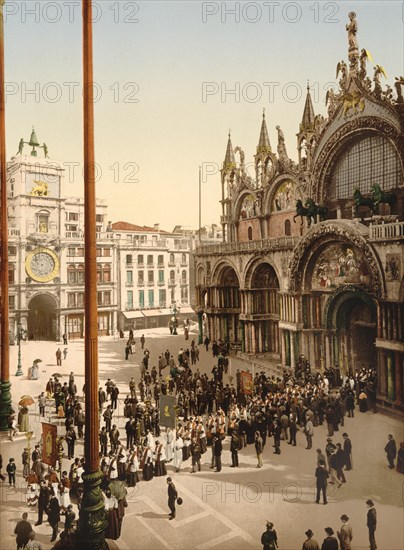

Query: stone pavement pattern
left=0, top=327, right=402, bottom=550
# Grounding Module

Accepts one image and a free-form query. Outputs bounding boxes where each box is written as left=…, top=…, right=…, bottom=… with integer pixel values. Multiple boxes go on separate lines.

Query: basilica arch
left=27, top=292, right=58, bottom=341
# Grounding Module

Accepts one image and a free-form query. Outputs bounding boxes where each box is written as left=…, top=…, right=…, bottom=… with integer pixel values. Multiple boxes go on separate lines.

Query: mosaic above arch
left=272, top=179, right=299, bottom=212
left=312, top=243, right=369, bottom=289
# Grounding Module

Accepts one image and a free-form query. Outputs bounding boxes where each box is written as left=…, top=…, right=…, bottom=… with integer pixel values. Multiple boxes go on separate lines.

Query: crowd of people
left=2, top=331, right=403, bottom=549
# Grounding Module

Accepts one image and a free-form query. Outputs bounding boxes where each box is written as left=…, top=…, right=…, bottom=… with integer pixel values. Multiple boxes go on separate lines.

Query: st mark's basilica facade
left=195, top=14, right=404, bottom=412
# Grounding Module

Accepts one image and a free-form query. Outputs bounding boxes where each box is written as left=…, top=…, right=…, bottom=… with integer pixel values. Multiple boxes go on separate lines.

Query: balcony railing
left=168, top=279, right=176, bottom=286
left=147, top=281, right=155, bottom=286
left=369, top=221, right=404, bottom=241
left=195, top=235, right=299, bottom=255
left=157, top=280, right=165, bottom=286
left=8, top=228, right=20, bottom=237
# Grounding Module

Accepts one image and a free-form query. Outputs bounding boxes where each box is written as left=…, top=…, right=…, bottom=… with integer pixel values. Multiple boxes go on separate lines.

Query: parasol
left=19, top=395, right=35, bottom=407
left=33, top=359, right=43, bottom=364
left=52, top=373, right=63, bottom=378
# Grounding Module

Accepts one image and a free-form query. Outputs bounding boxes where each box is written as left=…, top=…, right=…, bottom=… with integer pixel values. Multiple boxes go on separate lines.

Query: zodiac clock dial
left=25, top=248, right=60, bottom=283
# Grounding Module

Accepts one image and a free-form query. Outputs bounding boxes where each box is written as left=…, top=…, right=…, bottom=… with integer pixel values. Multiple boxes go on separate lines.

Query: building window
left=159, top=289, right=166, bottom=307
left=77, top=265, right=85, bottom=284
left=330, top=133, right=402, bottom=201
left=147, top=255, right=153, bottom=266
left=68, top=265, right=76, bottom=284
left=77, top=247, right=84, bottom=257
left=68, top=212, right=79, bottom=221
left=127, top=291, right=133, bottom=309
left=285, top=219, right=291, bottom=236
left=8, top=265, right=15, bottom=284
left=97, top=266, right=102, bottom=283
left=96, top=248, right=102, bottom=257
left=103, top=265, right=111, bottom=282
left=127, top=270, right=133, bottom=284
left=247, top=226, right=253, bottom=240
left=181, top=270, right=187, bottom=282
left=169, top=253, right=175, bottom=264
left=8, top=246, right=17, bottom=256
left=9, top=295, right=16, bottom=310
left=139, top=290, right=144, bottom=308
left=68, top=293, right=76, bottom=308
left=138, top=271, right=144, bottom=283
left=148, top=270, right=154, bottom=283
left=126, top=254, right=133, bottom=265
left=103, top=248, right=111, bottom=257
left=104, top=291, right=111, bottom=306
left=68, top=247, right=75, bottom=257
left=148, top=290, right=154, bottom=307
left=97, top=292, right=103, bottom=305
left=158, top=270, right=164, bottom=283
left=158, top=255, right=164, bottom=266
left=96, top=214, right=103, bottom=223
left=77, top=293, right=84, bottom=307
left=181, top=253, right=187, bottom=264
left=137, top=254, right=144, bottom=266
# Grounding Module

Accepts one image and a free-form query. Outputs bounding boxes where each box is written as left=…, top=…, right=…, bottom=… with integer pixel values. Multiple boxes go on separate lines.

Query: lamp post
left=171, top=301, right=179, bottom=335
left=15, top=323, right=24, bottom=377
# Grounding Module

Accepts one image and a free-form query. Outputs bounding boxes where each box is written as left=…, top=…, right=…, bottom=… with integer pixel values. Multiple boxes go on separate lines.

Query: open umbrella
left=19, top=395, right=35, bottom=407
left=33, top=359, right=43, bottom=364
left=52, top=373, right=63, bottom=378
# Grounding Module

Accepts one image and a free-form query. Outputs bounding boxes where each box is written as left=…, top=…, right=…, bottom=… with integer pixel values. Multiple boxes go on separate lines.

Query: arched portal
left=27, top=294, right=58, bottom=340
left=210, top=266, right=241, bottom=344
left=249, top=263, right=280, bottom=354
left=325, top=288, right=377, bottom=374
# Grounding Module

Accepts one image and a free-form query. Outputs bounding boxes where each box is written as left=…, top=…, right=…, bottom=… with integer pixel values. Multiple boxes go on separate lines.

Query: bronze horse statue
left=353, top=188, right=375, bottom=216
left=305, top=198, right=328, bottom=222
left=371, top=183, right=396, bottom=213
left=293, top=199, right=315, bottom=227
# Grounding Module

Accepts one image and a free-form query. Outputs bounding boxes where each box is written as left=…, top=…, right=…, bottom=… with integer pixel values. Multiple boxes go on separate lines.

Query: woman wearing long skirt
left=104, top=488, right=120, bottom=540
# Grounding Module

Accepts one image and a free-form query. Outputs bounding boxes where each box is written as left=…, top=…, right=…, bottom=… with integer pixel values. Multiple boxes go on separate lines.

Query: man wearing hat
left=261, top=521, right=278, bottom=550
left=302, top=529, right=320, bottom=550
left=366, top=499, right=377, bottom=550
left=337, top=515, right=353, bottom=550
left=321, top=527, right=338, bottom=550
left=166, top=477, right=178, bottom=520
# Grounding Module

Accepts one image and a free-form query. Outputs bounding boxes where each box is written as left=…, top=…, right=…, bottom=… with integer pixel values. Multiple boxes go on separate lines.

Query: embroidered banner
left=240, top=371, right=253, bottom=395
left=41, top=423, right=58, bottom=467
left=159, top=395, right=177, bottom=429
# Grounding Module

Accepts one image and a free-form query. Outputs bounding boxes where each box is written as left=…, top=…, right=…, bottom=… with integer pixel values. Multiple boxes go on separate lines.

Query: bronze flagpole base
left=76, top=469, right=109, bottom=550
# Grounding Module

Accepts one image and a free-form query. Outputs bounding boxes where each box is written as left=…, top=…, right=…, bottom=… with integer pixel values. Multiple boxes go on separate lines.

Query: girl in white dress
left=173, top=435, right=183, bottom=472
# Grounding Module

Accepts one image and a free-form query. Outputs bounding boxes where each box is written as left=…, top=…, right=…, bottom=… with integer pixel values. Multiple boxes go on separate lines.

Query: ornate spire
left=300, top=84, right=315, bottom=131
left=257, top=109, right=271, bottom=154
left=223, top=131, right=236, bottom=170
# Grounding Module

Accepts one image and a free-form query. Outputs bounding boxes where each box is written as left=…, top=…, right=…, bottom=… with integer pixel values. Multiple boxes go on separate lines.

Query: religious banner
left=240, top=371, right=253, bottom=395
left=159, top=395, right=177, bottom=429
left=41, top=423, right=57, bottom=467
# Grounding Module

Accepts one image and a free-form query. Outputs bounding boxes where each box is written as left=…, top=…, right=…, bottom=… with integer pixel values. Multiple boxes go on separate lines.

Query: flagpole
left=198, top=165, right=201, bottom=241
left=0, top=0, right=13, bottom=432
left=77, top=1, right=107, bottom=547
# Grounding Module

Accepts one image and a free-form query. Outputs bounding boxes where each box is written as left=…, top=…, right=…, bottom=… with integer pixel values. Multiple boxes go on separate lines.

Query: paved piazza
left=0, top=327, right=402, bottom=550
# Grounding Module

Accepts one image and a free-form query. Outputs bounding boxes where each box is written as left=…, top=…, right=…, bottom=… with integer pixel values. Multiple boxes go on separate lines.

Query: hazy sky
left=4, top=1, right=403, bottom=230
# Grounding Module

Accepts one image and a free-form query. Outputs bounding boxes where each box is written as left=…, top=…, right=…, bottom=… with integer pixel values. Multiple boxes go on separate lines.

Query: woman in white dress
left=173, top=435, right=183, bottom=472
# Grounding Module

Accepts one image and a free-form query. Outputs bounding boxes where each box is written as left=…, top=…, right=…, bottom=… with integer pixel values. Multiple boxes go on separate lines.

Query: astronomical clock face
left=25, top=248, right=60, bottom=283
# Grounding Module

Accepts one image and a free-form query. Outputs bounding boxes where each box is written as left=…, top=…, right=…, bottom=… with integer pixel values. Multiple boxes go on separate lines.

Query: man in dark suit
left=321, top=527, right=338, bottom=550
left=342, top=433, right=352, bottom=470
left=35, top=480, right=50, bottom=525
left=14, top=512, right=32, bottom=550
left=214, top=435, right=223, bottom=472
left=384, top=434, right=397, bottom=469
left=167, top=477, right=178, bottom=520
left=315, top=460, right=329, bottom=505
left=366, top=499, right=377, bottom=550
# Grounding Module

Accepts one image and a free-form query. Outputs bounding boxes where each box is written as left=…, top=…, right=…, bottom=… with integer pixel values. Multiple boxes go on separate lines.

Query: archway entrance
left=250, top=263, right=280, bottom=354
left=216, top=266, right=241, bottom=343
left=27, top=294, right=58, bottom=341
left=326, top=289, right=377, bottom=373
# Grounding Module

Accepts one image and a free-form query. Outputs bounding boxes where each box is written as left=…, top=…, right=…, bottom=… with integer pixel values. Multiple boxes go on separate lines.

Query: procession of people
left=2, top=326, right=402, bottom=550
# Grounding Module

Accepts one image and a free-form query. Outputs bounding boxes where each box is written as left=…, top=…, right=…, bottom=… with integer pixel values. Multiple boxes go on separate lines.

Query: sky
left=4, top=0, right=404, bottom=230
